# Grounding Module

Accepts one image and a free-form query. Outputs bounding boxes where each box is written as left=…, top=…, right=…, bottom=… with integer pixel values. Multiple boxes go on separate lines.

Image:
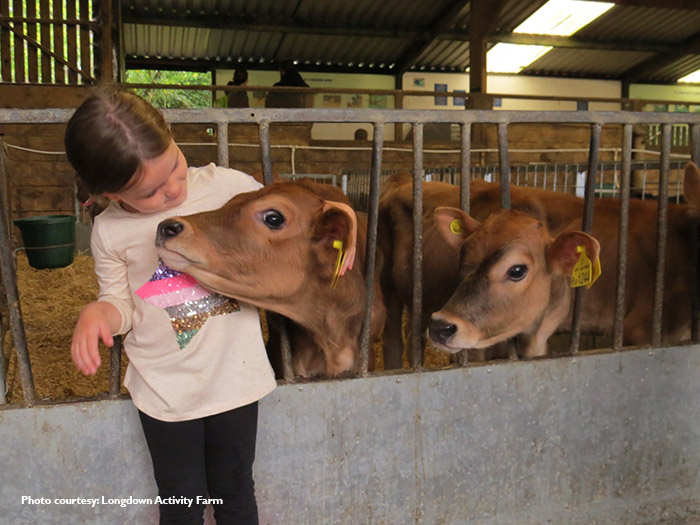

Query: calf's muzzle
left=428, top=317, right=457, bottom=346
left=156, top=218, right=185, bottom=247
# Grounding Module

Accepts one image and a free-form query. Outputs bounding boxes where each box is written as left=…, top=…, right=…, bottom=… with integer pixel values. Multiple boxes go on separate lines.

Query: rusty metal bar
left=109, top=335, right=122, bottom=398
left=652, top=124, right=671, bottom=347
left=411, top=123, right=424, bottom=370
left=458, top=123, right=471, bottom=368
left=258, top=121, right=274, bottom=186
left=217, top=121, right=229, bottom=168
left=0, top=205, right=35, bottom=406
left=569, top=123, right=601, bottom=354
left=460, top=122, right=471, bottom=214
left=497, top=123, right=511, bottom=210
left=692, top=124, right=700, bottom=343
left=280, top=318, right=294, bottom=383
left=359, top=122, right=384, bottom=376
left=613, top=124, right=632, bottom=350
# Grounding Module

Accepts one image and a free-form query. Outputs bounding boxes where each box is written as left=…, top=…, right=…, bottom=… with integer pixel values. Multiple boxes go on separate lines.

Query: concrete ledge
left=2, top=345, right=700, bottom=524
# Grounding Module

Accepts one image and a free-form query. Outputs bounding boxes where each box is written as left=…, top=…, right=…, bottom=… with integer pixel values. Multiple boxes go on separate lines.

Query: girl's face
left=105, top=140, right=188, bottom=214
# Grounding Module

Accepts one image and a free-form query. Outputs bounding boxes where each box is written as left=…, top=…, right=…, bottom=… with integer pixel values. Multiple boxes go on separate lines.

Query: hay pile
left=4, top=253, right=128, bottom=403
left=2, top=252, right=452, bottom=405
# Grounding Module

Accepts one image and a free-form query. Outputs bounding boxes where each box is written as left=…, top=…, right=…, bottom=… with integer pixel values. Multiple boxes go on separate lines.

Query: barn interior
left=2, top=1, right=700, bottom=523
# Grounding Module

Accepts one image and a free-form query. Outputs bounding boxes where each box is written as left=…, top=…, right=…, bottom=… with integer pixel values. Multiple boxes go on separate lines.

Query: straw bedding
left=3, top=253, right=450, bottom=404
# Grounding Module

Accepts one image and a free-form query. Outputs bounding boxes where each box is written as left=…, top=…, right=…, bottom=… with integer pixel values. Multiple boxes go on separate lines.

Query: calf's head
left=154, top=181, right=357, bottom=322
left=428, top=207, right=599, bottom=354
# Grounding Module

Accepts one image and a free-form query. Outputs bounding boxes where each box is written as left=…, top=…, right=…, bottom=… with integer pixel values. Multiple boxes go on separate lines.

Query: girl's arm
left=71, top=300, right=122, bottom=375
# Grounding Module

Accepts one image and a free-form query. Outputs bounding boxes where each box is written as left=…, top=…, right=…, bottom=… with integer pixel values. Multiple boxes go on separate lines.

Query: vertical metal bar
left=109, top=335, right=122, bottom=397
left=217, top=121, right=229, bottom=168
left=691, top=124, right=700, bottom=342
left=0, top=212, right=35, bottom=406
left=258, top=121, right=274, bottom=185
left=359, top=122, right=383, bottom=376
left=569, top=123, right=601, bottom=354
left=459, top=123, right=471, bottom=214
left=498, top=123, right=511, bottom=209
left=652, top=123, right=671, bottom=347
left=613, top=125, right=632, bottom=350
left=458, top=123, right=471, bottom=367
left=280, top=318, right=294, bottom=383
left=411, top=123, right=424, bottom=370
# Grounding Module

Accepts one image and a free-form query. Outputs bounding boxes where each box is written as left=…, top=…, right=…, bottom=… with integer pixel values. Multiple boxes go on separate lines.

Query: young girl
left=65, top=87, right=276, bottom=524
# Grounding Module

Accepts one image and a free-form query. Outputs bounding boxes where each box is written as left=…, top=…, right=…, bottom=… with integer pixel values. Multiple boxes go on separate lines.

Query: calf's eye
left=262, top=209, right=285, bottom=230
left=507, top=265, right=527, bottom=281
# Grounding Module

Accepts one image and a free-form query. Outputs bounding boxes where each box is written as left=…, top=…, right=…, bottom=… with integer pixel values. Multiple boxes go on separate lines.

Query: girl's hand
left=71, top=302, right=117, bottom=375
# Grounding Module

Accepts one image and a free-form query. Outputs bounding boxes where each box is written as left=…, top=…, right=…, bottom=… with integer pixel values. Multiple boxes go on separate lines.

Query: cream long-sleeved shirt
left=91, top=163, right=276, bottom=421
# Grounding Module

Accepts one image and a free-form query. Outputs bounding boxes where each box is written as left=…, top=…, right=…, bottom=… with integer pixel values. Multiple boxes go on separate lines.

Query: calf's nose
left=156, top=219, right=185, bottom=246
left=428, top=317, right=457, bottom=345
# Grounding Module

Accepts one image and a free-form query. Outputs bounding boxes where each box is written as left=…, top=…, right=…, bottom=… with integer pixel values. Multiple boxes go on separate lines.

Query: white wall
left=401, top=71, right=621, bottom=111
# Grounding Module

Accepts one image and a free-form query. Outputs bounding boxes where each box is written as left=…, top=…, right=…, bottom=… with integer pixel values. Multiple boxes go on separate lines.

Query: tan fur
left=157, top=179, right=385, bottom=378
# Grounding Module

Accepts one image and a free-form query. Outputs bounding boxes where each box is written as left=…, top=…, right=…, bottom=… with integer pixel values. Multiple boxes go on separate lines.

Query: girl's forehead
left=124, top=141, right=180, bottom=192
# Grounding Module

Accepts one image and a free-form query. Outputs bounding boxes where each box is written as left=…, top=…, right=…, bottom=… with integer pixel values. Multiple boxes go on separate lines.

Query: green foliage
left=125, top=70, right=213, bottom=108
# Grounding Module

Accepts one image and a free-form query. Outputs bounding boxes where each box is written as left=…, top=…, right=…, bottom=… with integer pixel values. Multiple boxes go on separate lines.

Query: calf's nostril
left=428, top=317, right=457, bottom=344
left=159, top=220, right=185, bottom=239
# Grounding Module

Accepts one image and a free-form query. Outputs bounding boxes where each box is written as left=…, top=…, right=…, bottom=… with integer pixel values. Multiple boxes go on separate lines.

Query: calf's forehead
left=467, top=212, right=545, bottom=261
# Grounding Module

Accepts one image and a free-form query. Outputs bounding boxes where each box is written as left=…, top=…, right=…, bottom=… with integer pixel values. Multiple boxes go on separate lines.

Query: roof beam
left=469, top=0, right=505, bottom=95
left=392, top=0, right=471, bottom=75
left=485, top=33, right=674, bottom=54
left=122, top=15, right=417, bottom=39
left=622, top=29, right=700, bottom=82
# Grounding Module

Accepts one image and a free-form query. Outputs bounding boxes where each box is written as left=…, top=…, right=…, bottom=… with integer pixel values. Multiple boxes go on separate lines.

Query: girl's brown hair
left=65, top=87, right=173, bottom=195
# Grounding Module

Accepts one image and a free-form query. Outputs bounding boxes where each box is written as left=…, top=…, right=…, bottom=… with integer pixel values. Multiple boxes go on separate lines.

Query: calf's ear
left=550, top=231, right=600, bottom=275
left=313, top=200, right=358, bottom=275
left=434, top=207, right=481, bottom=249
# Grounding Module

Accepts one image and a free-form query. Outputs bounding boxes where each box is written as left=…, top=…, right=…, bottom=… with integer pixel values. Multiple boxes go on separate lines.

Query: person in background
left=227, top=68, right=250, bottom=108
left=265, top=60, right=309, bottom=108
left=65, top=87, right=276, bottom=524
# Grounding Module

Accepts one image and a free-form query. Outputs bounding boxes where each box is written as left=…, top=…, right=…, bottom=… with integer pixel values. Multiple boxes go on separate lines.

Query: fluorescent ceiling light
left=486, top=43, right=552, bottom=73
left=678, top=69, right=700, bottom=83
left=514, top=0, right=615, bottom=36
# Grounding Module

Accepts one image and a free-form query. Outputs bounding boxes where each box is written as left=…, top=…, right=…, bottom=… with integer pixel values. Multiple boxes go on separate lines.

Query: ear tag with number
left=449, top=219, right=463, bottom=235
left=331, top=240, right=347, bottom=289
left=570, top=245, right=602, bottom=289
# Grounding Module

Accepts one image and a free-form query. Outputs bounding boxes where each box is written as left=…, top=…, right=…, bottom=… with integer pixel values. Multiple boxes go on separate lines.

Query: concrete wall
left=2, top=345, right=700, bottom=524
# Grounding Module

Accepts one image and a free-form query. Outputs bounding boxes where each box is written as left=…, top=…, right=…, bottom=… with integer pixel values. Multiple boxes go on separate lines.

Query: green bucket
left=14, top=215, right=76, bottom=269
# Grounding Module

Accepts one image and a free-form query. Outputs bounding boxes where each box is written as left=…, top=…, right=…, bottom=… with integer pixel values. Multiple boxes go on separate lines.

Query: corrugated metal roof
left=524, top=48, right=655, bottom=78
left=121, top=0, right=700, bottom=84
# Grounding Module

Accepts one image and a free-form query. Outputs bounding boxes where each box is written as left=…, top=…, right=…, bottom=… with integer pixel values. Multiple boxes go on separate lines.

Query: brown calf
left=379, top=164, right=700, bottom=364
left=428, top=208, right=599, bottom=357
left=155, top=179, right=385, bottom=378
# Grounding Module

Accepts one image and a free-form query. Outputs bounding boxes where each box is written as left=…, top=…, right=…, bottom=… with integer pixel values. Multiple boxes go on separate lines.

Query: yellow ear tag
left=570, top=245, right=601, bottom=288
left=449, top=219, right=463, bottom=235
left=331, top=240, right=346, bottom=289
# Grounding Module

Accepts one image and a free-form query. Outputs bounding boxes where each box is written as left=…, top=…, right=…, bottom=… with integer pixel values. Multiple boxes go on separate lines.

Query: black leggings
left=138, top=402, right=259, bottom=525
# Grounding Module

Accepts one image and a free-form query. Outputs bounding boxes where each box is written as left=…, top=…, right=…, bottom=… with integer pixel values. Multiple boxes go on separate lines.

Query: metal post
left=109, top=335, right=122, bottom=398
left=458, top=122, right=471, bottom=367
left=651, top=123, right=671, bottom=347
left=217, top=121, right=229, bottom=168
left=258, top=121, right=274, bottom=186
left=569, top=123, right=601, bottom=354
left=0, top=205, right=35, bottom=406
left=359, top=122, right=383, bottom=376
left=497, top=123, right=511, bottom=210
left=411, top=123, right=424, bottom=370
left=691, top=124, right=700, bottom=342
left=613, top=124, right=632, bottom=350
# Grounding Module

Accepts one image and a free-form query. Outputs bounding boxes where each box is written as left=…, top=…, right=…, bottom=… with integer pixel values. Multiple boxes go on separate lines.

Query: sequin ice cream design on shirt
left=136, top=259, right=240, bottom=349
